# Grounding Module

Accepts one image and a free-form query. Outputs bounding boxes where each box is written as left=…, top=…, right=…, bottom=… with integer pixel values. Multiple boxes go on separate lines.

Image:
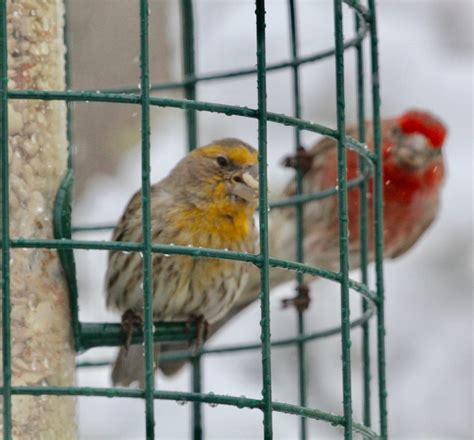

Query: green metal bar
left=0, top=1, right=12, bottom=438
left=75, top=298, right=374, bottom=369
left=76, top=302, right=374, bottom=364
left=180, top=0, right=198, bottom=151
left=11, top=238, right=261, bottom=262
left=287, top=0, right=308, bottom=438
left=288, top=3, right=303, bottom=138
left=76, top=360, right=112, bottom=368
left=6, top=89, right=376, bottom=160
left=270, top=167, right=371, bottom=208
left=185, top=305, right=375, bottom=357
left=8, top=89, right=143, bottom=103
left=79, top=322, right=197, bottom=351
left=334, top=0, right=353, bottom=437
left=354, top=0, right=372, bottom=428
left=71, top=161, right=373, bottom=234
left=72, top=176, right=373, bottom=234
left=139, top=1, right=155, bottom=438
left=255, top=0, right=273, bottom=438
left=2, top=385, right=378, bottom=438
left=180, top=2, right=202, bottom=436
left=70, top=176, right=374, bottom=235
left=368, top=0, right=388, bottom=437
left=72, top=223, right=116, bottom=232
left=53, top=170, right=82, bottom=350
left=59, top=1, right=83, bottom=351
left=10, top=238, right=379, bottom=302
left=191, top=355, right=202, bottom=440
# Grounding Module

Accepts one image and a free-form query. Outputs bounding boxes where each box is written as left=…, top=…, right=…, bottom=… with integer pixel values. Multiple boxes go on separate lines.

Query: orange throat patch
left=170, top=200, right=255, bottom=248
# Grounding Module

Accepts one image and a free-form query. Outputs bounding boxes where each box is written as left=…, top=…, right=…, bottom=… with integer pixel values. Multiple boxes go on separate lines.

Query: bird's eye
left=216, top=156, right=229, bottom=167
left=391, top=126, right=402, bottom=137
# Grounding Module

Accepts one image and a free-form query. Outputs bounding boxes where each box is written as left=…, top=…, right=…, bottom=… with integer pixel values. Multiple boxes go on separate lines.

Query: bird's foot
left=281, top=284, right=311, bottom=313
left=121, top=309, right=143, bottom=354
left=190, top=315, right=209, bottom=354
left=281, top=146, right=313, bottom=175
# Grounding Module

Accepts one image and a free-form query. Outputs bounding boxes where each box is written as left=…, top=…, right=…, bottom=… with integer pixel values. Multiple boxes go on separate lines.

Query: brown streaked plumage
left=106, top=138, right=259, bottom=387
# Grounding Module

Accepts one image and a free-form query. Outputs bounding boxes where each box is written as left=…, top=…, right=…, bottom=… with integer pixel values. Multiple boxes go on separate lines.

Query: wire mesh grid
left=0, top=0, right=388, bottom=438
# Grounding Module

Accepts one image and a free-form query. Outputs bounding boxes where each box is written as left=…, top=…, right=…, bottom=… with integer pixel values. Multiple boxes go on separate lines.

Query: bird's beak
left=396, top=133, right=441, bottom=169
left=229, top=164, right=259, bottom=202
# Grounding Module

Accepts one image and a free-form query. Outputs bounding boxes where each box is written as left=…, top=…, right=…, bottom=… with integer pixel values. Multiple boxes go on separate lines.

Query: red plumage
left=398, top=109, right=447, bottom=148
left=292, top=109, right=447, bottom=264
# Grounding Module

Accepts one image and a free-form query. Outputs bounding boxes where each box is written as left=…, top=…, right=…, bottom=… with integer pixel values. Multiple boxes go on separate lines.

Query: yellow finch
left=105, top=138, right=259, bottom=386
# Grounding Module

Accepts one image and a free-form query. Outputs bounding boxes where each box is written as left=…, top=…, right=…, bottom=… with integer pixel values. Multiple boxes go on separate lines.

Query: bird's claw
left=194, top=316, right=209, bottom=354
left=281, top=284, right=311, bottom=313
left=281, top=146, right=313, bottom=175
left=186, top=316, right=209, bottom=354
left=121, top=309, right=143, bottom=354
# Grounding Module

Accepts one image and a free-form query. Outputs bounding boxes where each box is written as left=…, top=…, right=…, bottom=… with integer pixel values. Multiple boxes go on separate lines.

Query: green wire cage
left=1, top=0, right=388, bottom=438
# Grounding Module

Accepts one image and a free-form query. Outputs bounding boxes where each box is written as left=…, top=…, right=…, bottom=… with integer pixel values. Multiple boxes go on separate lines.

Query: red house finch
left=159, top=109, right=447, bottom=375
left=106, top=139, right=259, bottom=386
left=275, top=108, right=447, bottom=280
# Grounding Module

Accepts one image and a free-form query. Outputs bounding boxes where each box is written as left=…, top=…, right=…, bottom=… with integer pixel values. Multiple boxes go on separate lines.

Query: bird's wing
left=389, top=199, right=439, bottom=259
left=105, top=187, right=169, bottom=311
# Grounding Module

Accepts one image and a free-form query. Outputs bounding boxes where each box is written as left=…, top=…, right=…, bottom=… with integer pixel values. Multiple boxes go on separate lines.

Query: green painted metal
left=0, top=0, right=388, bottom=438
left=0, top=385, right=378, bottom=438
left=69, top=162, right=372, bottom=231
left=191, top=353, right=203, bottom=440
left=354, top=0, right=372, bottom=428
left=11, top=239, right=379, bottom=304
left=0, top=0, right=12, bottom=438
left=75, top=300, right=374, bottom=363
left=57, top=0, right=81, bottom=352
left=179, top=3, right=202, bottom=437
left=255, top=1, right=273, bottom=438
left=181, top=0, right=198, bottom=152
left=6, top=89, right=375, bottom=160
left=53, top=170, right=82, bottom=351
left=333, top=0, right=354, bottom=437
left=368, top=0, right=388, bottom=437
left=287, top=0, right=308, bottom=437
left=138, top=1, right=156, bottom=437
left=79, top=322, right=197, bottom=351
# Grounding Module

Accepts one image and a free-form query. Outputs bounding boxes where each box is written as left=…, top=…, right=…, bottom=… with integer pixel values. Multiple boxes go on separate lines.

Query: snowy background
left=70, top=0, right=472, bottom=438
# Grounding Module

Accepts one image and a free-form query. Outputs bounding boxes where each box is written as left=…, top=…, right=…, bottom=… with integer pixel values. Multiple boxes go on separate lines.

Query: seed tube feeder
left=1, top=0, right=75, bottom=439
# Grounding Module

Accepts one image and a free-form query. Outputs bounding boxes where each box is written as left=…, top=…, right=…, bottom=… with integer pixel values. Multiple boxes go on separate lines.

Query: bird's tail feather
left=111, top=344, right=160, bottom=388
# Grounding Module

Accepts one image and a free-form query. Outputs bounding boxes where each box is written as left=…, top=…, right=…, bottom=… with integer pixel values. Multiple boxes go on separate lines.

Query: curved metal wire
left=5, top=385, right=378, bottom=438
